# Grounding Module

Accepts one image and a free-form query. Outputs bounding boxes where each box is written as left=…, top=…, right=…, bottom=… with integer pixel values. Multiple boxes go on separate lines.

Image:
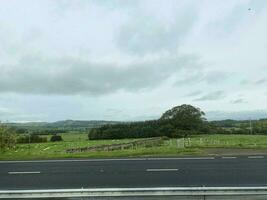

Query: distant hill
left=46, top=120, right=119, bottom=129
left=211, top=118, right=267, bottom=128
left=6, top=120, right=120, bottom=131
left=6, top=118, right=267, bottom=135
left=206, top=110, right=267, bottom=121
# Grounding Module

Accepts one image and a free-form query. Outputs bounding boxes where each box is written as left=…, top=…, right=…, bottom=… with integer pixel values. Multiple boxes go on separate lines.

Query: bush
left=161, top=136, right=169, bottom=140
left=50, top=135, right=63, bottom=142
left=17, top=134, right=47, bottom=144
left=0, top=125, right=16, bottom=151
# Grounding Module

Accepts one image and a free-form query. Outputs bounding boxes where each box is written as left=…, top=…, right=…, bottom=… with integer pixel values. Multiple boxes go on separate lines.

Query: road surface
left=1, top=156, right=267, bottom=190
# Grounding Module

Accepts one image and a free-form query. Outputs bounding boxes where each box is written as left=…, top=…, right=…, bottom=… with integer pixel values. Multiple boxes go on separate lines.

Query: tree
left=160, top=104, right=206, bottom=131
left=0, top=124, right=16, bottom=151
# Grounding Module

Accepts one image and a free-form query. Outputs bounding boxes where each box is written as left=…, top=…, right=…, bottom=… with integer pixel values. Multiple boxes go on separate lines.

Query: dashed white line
left=248, top=156, right=264, bottom=159
left=146, top=169, right=179, bottom=172
left=222, top=157, right=237, bottom=159
left=8, top=171, right=41, bottom=175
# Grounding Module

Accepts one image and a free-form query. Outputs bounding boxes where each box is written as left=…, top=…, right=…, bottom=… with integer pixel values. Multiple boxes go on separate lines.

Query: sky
left=0, top=0, right=267, bottom=122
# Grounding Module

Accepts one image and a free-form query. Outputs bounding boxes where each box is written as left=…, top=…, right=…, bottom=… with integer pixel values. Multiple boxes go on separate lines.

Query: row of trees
left=17, top=134, right=63, bottom=143
left=17, top=134, right=48, bottom=144
left=89, top=104, right=212, bottom=140
left=15, top=128, right=67, bottom=135
left=0, top=123, right=63, bottom=151
left=211, top=119, right=267, bottom=135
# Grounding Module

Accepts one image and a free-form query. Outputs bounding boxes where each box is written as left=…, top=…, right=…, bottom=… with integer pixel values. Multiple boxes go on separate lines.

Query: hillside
left=6, top=120, right=120, bottom=132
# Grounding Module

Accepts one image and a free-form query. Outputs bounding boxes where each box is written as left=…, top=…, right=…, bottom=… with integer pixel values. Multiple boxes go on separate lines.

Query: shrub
left=162, top=136, right=169, bottom=140
left=0, top=125, right=16, bottom=151
left=50, top=135, right=63, bottom=142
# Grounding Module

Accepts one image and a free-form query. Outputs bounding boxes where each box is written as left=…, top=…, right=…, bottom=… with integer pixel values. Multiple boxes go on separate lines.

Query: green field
left=1, top=134, right=267, bottom=160
left=185, top=134, right=267, bottom=149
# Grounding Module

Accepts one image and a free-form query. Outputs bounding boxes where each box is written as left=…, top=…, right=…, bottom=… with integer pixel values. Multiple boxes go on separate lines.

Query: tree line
left=89, top=104, right=212, bottom=140
left=89, top=104, right=267, bottom=140
left=211, top=119, right=267, bottom=135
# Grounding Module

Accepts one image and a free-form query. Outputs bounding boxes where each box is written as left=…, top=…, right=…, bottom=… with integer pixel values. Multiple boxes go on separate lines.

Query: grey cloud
left=231, top=98, right=247, bottom=104
left=204, top=70, right=229, bottom=84
left=185, top=90, right=202, bottom=97
left=175, top=69, right=204, bottom=86
left=194, top=90, right=225, bottom=101
left=175, top=70, right=228, bottom=86
left=0, top=2, right=202, bottom=97
left=240, top=78, right=267, bottom=85
left=254, top=78, right=267, bottom=85
left=105, top=108, right=123, bottom=115
left=207, top=0, right=267, bottom=37
left=0, top=54, right=197, bottom=95
left=115, top=5, right=197, bottom=55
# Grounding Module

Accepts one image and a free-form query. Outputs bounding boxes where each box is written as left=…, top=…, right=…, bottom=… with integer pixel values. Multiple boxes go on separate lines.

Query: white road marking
left=222, top=157, right=237, bottom=159
left=146, top=169, right=179, bottom=172
left=8, top=171, right=41, bottom=175
left=248, top=156, right=264, bottom=159
left=0, top=157, right=215, bottom=164
left=148, top=157, right=215, bottom=160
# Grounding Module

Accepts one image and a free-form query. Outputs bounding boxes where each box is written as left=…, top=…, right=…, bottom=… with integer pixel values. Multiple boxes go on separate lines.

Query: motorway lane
left=1, top=156, right=267, bottom=189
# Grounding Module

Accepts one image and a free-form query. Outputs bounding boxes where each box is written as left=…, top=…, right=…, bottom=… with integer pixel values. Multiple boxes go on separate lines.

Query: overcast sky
left=0, top=0, right=267, bottom=122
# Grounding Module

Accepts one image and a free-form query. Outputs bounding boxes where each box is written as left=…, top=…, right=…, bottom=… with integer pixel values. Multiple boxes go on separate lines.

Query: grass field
left=1, top=134, right=267, bottom=160
left=184, top=134, right=267, bottom=149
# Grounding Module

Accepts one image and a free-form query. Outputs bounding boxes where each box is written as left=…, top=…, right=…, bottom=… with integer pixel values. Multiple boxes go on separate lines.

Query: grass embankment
left=1, top=134, right=267, bottom=160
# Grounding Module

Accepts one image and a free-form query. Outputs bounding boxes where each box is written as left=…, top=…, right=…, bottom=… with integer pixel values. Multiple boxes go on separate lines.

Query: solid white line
left=222, top=157, right=237, bottom=159
left=0, top=157, right=215, bottom=164
left=248, top=156, right=264, bottom=159
left=146, top=169, right=179, bottom=172
left=2, top=186, right=267, bottom=193
left=8, top=171, right=41, bottom=175
left=148, top=157, right=215, bottom=160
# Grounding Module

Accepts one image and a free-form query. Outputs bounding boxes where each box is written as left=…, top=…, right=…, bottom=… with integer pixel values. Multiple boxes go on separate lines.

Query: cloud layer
left=0, top=53, right=198, bottom=95
left=0, top=0, right=267, bottom=121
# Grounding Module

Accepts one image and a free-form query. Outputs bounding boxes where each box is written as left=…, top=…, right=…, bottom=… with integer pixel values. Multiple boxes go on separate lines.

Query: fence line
left=66, top=137, right=164, bottom=153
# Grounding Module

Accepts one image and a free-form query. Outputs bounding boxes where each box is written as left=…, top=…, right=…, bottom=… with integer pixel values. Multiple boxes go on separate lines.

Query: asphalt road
left=1, top=156, right=267, bottom=190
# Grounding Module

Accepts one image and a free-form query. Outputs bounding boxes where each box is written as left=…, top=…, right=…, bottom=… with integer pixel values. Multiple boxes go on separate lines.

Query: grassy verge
left=1, top=134, right=267, bottom=160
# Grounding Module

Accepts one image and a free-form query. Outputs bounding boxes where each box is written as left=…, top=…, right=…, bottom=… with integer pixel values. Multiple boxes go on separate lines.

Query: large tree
left=160, top=104, right=206, bottom=131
